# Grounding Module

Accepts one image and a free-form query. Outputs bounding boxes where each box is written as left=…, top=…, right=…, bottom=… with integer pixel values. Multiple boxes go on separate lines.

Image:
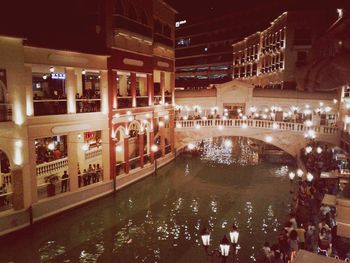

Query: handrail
left=84, top=147, right=102, bottom=160
left=36, top=157, right=68, bottom=178
left=175, top=119, right=339, bottom=135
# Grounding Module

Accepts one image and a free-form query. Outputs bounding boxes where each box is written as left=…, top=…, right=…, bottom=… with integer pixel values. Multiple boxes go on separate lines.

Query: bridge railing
left=175, top=119, right=339, bottom=135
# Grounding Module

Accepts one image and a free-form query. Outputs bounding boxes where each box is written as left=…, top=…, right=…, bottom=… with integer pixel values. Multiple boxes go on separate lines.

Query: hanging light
left=229, top=225, right=239, bottom=244
left=297, top=169, right=303, bottom=178
left=316, top=147, right=323, bottom=154
left=47, top=142, right=55, bottom=151
left=304, top=120, right=313, bottom=127
left=151, top=144, right=158, bottom=152
left=42, top=74, right=48, bottom=80
left=159, top=121, right=165, bottom=127
left=306, top=172, right=314, bottom=182
left=305, top=146, right=313, bottom=154
left=219, top=235, right=231, bottom=257
left=115, top=145, right=123, bottom=152
left=82, top=69, right=86, bottom=75
left=49, top=66, right=55, bottom=73
left=289, top=171, right=296, bottom=180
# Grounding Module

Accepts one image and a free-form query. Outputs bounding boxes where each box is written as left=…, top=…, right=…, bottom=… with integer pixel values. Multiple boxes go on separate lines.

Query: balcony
left=114, top=15, right=152, bottom=39
left=136, top=97, right=149, bottom=107
left=117, top=97, right=133, bottom=109
left=34, top=99, right=67, bottom=116
left=76, top=99, right=101, bottom=113
left=0, top=103, right=12, bottom=122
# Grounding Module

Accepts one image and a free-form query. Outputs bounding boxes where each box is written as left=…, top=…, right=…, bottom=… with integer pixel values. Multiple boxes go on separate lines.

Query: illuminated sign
left=51, top=73, right=66, bottom=79
left=175, top=20, right=187, bottom=27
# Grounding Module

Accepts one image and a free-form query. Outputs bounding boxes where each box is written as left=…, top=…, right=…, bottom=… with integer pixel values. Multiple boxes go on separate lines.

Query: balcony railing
left=136, top=96, right=149, bottom=107
left=117, top=97, right=133, bottom=109
left=34, top=99, right=67, bottom=116
left=36, top=157, right=68, bottom=178
left=175, top=119, right=339, bottom=135
left=114, top=15, right=152, bottom=38
left=76, top=99, right=101, bottom=113
left=0, top=103, right=12, bottom=122
left=85, top=147, right=102, bottom=160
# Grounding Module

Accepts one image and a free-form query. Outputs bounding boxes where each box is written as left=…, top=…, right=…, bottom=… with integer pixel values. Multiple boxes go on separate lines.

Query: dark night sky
left=165, top=0, right=349, bottom=23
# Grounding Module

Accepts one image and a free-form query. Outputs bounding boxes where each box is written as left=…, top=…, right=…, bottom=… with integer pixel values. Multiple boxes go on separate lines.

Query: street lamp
left=229, top=224, right=239, bottom=245
left=289, top=171, right=296, bottom=183
left=220, top=235, right=231, bottom=261
left=200, top=226, right=239, bottom=262
left=151, top=144, right=158, bottom=175
left=297, top=169, right=303, bottom=178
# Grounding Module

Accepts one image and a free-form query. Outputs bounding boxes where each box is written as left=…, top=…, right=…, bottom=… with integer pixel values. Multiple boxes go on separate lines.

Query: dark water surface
left=0, top=139, right=293, bottom=263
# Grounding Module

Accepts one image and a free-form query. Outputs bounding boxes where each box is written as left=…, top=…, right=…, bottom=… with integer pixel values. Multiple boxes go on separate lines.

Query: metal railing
left=78, top=169, right=103, bottom=188
left=37, top=177, right=70, bottom=199
left=33, top=100, right=67, bottom=116
left=76, top=99, right=101, bottom=113
left=0, top=191, right=13, bottom=211
left=175, top=119, right=339, bottom=135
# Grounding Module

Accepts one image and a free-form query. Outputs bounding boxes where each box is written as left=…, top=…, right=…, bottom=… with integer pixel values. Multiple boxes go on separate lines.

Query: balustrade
left=36, top=157, right=68, bottom=178
left=175, top=119, right=339, bottom=135
left=85, top=148, right=102, bottom=160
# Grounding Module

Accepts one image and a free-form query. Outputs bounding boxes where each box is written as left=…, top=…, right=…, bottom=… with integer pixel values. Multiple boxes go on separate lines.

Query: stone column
left=24, top=65, right=34, bottom=116
left=160, top=118, right=166, bottom=157
left=76, top=69, right=83, bottom=96
left=149, top=130, right=155, bottom=163
left=170, top=72, right=175, bottom=106
left=131, top=72, right=137, bottom=107
left=67, top=133, right=79, bottom=191
left=100, top=70, right=109, bottom=115
left=27, top=139, right=38, bottom=204
left=147, top=74, right=154, bottom=106
left=65, top=67, right=77, bottom=114
left=124, top=136, right=130, bottom=174
left=108, top=69, right=117, bottom=110
left=101, top=129, right=110, bottom=181
left=11, top=168, right=24, bottom=210
left=160, top=71, right=165, bottom=104
left=138, top=132, right=144, bottom=168
left=169, top=111, right=175, bottom=152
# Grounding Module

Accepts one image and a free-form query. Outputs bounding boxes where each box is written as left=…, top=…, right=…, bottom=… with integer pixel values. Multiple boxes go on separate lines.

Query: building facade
left=232, top=10, right=335, bottom=90
left=0, top=0, right=176, bottom=236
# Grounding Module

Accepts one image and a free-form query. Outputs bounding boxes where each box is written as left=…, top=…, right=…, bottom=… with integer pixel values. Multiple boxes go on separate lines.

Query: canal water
left=0, top=137, right=294, bottom=263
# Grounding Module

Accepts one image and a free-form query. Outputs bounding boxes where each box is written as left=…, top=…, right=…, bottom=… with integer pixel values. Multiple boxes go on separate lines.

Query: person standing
left=61, top=171, right=69, bottom=192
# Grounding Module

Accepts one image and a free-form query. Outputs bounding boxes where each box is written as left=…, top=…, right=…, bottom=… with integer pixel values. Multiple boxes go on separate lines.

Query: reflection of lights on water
left=200, top=137, right=259, bottom=166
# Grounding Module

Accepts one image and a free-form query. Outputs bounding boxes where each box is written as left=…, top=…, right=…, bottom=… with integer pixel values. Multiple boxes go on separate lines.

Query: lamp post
left=200, top=226, right=239, bottom=262
left=151, top=144, right=159, bottom=175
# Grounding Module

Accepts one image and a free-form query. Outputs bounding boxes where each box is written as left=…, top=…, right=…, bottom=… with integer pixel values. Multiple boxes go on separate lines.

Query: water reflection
left=0, top=137, right=294, bottom=263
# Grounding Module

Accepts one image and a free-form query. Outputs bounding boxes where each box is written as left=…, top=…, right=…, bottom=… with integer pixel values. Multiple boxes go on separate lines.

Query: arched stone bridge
left=175, top=119, right=341, bottom=156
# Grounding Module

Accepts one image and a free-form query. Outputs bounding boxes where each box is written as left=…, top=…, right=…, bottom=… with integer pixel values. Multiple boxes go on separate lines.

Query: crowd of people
left=78, top=163, right=103, bottom=188
left=257, top=152, right=350, bottom=262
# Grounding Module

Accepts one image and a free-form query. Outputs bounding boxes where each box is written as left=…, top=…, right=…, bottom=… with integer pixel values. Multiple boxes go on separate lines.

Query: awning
left=292, top=250, right=342, bottom=263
